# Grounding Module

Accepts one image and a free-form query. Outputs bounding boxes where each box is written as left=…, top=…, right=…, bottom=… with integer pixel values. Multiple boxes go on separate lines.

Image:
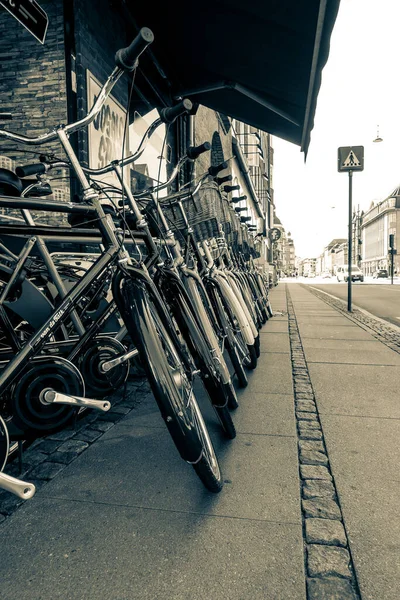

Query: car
left=322, top=272, right=332, bottom=279
left=336, top=265, right=364, bottom=282
left=372, top=269, right=389, bottom=279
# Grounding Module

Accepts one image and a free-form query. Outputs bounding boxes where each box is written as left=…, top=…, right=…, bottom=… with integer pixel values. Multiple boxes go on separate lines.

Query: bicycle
left=0, top=28, right=224, bottom=493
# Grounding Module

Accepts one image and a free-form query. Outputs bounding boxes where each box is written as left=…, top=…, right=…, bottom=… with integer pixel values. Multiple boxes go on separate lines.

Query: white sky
left=272, top=0, right=400, bottom=258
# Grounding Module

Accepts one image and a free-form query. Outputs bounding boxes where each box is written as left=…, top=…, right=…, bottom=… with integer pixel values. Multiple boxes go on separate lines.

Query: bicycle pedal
left=41, top=390, right=111, bottom=412
left=0, top=471, right=36, bottom=499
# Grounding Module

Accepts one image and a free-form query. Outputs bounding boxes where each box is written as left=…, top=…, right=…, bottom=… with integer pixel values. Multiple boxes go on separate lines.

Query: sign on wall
left=0, top=0, right=48, bottom=44
left=87, top=70, right=129, bottom=190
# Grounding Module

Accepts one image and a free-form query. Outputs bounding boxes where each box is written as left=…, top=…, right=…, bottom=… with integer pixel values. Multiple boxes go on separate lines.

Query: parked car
left=336, top=265, right=364, bottom=282
left=322, top=271, right=332, bottom=279
left=372, top=269, right=389, bottom=279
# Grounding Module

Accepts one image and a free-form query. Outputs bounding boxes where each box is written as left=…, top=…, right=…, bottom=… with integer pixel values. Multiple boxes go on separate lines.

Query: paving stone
left=57, top=440, right=89, bottom=454
left=302, top=497, right=341, bottom=520
left=295, top=401, right=317, bottom=413
left=23, top=451, right=49, bottom=467
left=294, top=383, right=314, bottom=393
left=305, top=518, right=347, bottom=546
left=0, top=493, right=24, bottom=515
left=303, top=479, right=336, bottom=500
left=73, top=428, right=103, bottom=443
left=297, top=412, right=319, bottom=422
left=307, top=577, right=359, bottom=600
left=47, top=429, right=76, bottom=441
left=33, top=439, right=62, bottom=454
left=0, top=514, right=5, bottom=524
left=46, top=451, right=78, bottom=465
left=107, top=406, right=131, bottom=414
left=90, top=421, right=114, bottom=432
left=301, top=449, right=328, bottom=466
left=307, top=545, right=352, bottom=579
left=296, top=393, right=314, bottom=400
left=294, top=374, right=309, bottom=382
left=300, top=465, right=332, bottom=481
left=299, top=429, right=323, bottom=441
left=28, top=461, right=64, bottom=481
left=299, top=440, right=325, bottom=453
left=97, top=411, right=125, bottom=423
left=298, top=420, right=321, bottom=430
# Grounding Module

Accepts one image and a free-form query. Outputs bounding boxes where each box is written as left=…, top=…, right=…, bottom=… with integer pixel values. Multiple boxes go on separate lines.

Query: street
left=283, top=277, right=400, bottom=328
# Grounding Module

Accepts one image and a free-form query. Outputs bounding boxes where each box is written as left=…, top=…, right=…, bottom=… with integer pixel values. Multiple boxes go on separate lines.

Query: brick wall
left=0, top=0, right=68, bottom=224
left=72, top=0, right=129, bottom=170
left=192, top=106, right=231, bottom=178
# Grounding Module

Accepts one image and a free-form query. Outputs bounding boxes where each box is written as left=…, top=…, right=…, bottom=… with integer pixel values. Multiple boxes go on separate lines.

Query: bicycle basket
left=162, top=181, right=222, bottom=242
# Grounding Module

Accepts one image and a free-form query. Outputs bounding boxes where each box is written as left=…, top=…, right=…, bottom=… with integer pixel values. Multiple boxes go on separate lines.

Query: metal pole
left=348, top=171, right=353, bottom=312
left=391, top=249, right=394, bottom=285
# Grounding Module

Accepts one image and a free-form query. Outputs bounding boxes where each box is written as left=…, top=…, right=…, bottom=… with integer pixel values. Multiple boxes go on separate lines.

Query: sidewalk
left=0, top=283, right=399, bottom=599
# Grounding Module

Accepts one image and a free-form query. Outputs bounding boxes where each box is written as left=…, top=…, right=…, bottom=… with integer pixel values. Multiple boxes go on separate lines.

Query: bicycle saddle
left=0, top=167, right=23, bottom=197
left=0, top=167, right=52, bottom=197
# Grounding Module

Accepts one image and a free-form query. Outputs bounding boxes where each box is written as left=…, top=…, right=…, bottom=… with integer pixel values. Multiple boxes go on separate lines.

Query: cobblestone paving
left=306, top=284, right=400, bottom=352
left=286, top=286, right=361, bottom=600
left=0, top=376, right=151, bottom=525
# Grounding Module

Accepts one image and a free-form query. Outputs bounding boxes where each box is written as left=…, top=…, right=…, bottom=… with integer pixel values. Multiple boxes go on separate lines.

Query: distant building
left=299, top=257, right=317, bottom=276
left=319, top=239, right=347, bottom=274
left=360, top=187, right=400, bottom=275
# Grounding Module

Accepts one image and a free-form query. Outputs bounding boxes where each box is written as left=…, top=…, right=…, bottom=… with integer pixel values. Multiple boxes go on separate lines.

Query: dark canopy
left=126, top=0, right=341, bottom=154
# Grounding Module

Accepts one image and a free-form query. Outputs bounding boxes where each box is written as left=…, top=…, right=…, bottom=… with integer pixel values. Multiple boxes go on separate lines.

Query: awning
left=125, top=0, right=340, bottom=155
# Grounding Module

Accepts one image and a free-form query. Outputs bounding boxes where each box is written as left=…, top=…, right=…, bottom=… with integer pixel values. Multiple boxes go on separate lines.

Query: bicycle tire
left=247, top=343, right=258, bottom=369
left=121, top=280, right=223, bottom=492
left=254, top=333, right=261, bottom=358
left=160, top=280, right=236, bottom=439
left=209, top=283, right=248, bottom=388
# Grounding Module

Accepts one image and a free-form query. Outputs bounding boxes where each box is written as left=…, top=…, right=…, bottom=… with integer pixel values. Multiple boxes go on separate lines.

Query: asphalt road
left=308, top=281, right=400, bottom=327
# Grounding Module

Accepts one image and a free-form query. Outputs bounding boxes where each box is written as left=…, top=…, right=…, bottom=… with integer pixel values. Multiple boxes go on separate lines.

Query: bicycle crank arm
left=100, top=347, right=140, bottom=373
left=42, top=390, right=111, bottom=412
left=0, top=472, right=36, bottom=499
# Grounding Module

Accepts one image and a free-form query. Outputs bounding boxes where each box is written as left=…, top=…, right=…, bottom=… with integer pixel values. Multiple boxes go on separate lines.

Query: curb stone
left=286, top=287, right=361, bottom=600
left=0, top=378, right=151, bottom=523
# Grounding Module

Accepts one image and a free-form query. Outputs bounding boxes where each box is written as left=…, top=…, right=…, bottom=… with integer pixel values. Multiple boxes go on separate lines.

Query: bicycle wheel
left=166, top=287, right=237, bottom=439
left=208, top=281, right=248, bottom=388
left=121, top=279, right=223, bottom=492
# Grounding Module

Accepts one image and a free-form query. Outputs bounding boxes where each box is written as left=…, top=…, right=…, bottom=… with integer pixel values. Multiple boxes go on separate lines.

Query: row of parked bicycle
left=0, top=28, right=273, bottom=501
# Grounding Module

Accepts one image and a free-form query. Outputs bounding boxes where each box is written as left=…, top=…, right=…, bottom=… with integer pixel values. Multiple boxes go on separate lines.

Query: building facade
left=360, top=190, right=400, bottom=275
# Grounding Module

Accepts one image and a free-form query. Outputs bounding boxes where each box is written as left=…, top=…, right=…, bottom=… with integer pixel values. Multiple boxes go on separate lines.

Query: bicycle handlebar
left=115, top=27, right=154, bottom=71
left=187, top=141, right=211, bottom=160
left=208, top=162, right=228, bottom=177
left=16, top=163, right=47, bottom=178
left=159, top=99, right=193, bottom=124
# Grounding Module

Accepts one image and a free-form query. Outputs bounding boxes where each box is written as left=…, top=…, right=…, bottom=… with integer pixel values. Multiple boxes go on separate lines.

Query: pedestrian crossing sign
left=338, top=146, right=364, bottom=172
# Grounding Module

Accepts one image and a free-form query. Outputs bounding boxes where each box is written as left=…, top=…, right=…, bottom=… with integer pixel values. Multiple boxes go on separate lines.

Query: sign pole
left=338, top=145, right=364, bottom=312
left=348, top=171, right=353, bottom=312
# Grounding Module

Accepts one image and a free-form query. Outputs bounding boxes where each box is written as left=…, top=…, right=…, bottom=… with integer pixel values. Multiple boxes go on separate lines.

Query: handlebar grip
left=16, top=163, right=47, bottom=178
left=230, top=194, right=247, bottom=203
left=224, top=184, right=240, bottom=193
left=208, top=162, right=228, bottom=177
left=0, top=113, right=12, bottom=120
left=186, top=141, right=211, bottom=160
left=215, top=174, right=232, bottom=185
left=115, top=27, right=154, bottom=72
left=159, top=99, right=193, bottom=124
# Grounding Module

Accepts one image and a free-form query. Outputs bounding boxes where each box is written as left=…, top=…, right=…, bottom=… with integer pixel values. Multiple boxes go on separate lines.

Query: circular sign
left=268, top=227, right=281, bottom=241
